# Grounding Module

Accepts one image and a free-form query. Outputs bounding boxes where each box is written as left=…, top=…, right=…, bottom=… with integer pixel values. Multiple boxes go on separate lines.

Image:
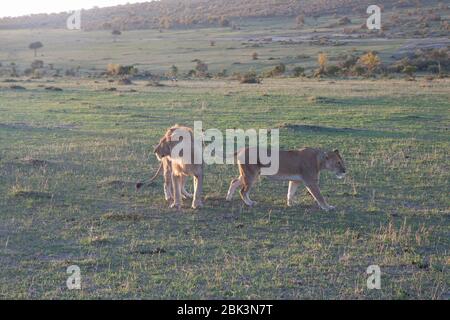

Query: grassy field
left=0, top=15, right=412, bottom=76
left=0, top=76, right=449, bottom=299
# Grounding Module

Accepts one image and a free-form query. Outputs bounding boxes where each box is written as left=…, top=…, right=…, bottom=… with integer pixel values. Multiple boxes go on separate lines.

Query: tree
left=358, top=51, right=381, bottom=76
left=112, top=29, right=122, bottom=42
left=29, top=41, right=43, bottom=57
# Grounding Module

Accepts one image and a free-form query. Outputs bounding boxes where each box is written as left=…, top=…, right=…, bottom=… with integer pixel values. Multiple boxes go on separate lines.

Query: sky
left=0, top=0, right=153, bottom=18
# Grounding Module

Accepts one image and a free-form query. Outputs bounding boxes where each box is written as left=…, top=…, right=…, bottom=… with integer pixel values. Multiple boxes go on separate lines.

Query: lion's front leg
left=163, top=170, right=173, bottom=202
left=163, top=158, right=173, bottom=201
left=287, top=181, right=300, bottom=207
left=192, top=174, right=203, bottom=209
left=170, top=174, right=182, bottom=210
left=305, top=183, right=335, bottom=211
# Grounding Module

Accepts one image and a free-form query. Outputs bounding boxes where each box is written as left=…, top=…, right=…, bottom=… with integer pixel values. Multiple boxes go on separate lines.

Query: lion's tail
left=136, top=162, right=163, bottom=190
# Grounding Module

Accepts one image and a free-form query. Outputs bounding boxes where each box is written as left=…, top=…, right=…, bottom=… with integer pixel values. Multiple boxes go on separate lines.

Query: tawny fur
left=154, top=125, right=203, bottom=210
left=226, top=147, right=346, bottom=211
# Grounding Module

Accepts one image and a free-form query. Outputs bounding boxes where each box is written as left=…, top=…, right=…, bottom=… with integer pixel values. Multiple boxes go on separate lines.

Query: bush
left=339, top=54, right=358, bottom=70
left=352, top=65, right=366, bottom=76
left=403, top=65, right=417, bottom=78
left=65, top=69, right=77, bottom=76
left=239, top=71, right=260, bottom=84
left=32, top=69, right=43, bottom=78
left=117, top=77, right=133, bottom=85
left=195, top=60, right=209, bottom=77
left=293, top=66, right=305, bottom=77
left=338, top=17, right=351, bottom=25
left=264, top=63, right=286, bottom=77
left=216, top=69, right=227, bottom=78
left=325, top=65, right=341, bottom=76
left=107, top=64, right=138, bottom=76
left=31, top=60, right=44, bottom=70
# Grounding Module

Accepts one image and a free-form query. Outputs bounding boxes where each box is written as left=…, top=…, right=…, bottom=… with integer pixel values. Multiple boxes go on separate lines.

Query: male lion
left=136, top=157, right=193, bottom=202
left=226, top=147, right=346, bottom=211
left=153, top=125, right=204, bottom=209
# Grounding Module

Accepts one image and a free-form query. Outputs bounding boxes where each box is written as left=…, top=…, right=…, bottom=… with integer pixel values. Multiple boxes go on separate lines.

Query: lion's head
left=153, top=125, right=193, bottom=161
left=324, top=149, right=346, bottom=179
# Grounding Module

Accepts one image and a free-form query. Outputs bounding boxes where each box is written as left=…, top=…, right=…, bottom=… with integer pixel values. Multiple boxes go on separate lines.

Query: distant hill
left=0, top=0, right=446, bottom=31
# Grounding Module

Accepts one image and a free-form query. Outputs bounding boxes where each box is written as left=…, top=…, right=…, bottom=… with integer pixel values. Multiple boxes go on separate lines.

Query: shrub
left=293, top=66, right=305, bottom=77
left=403, top=65, right=417, bottom=79
left=117, top=77, right=133, bottom=85
left=168, top=65, right=178, bottom=78
left=325, top=65, right=341, bottom=76
left=107, top=63, right=121, bottom=75
left=219, top=16, right=230, bottom=27
left=31, top=60, right=44, bottom=70
left=352, top=65, right=366, bottom=76
left=264, top=63, right=286, bottom=77
left=107, top=64, right=138, bottom=76
left=216, top=69, right=227, bottom=78
left=195, top=60, right=209, bottom=77
left=239, top=71, right=260, bottom=84
left=65, top=68, right=77, bottom=76
left=317, top=53, right=328, bottom=71
left=358, top=52, right=381, bottom=76
left=338, top=17, right=351, bottom=25
left=339, top=54, right=358, bottom=71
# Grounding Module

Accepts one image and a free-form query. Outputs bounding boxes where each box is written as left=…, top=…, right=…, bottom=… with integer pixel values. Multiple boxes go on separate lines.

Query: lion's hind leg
left=181, top=176, right=193, bottom=199
left=226, top=178, right=241, bottom=201
left=239, top=175, right=258, bottom=207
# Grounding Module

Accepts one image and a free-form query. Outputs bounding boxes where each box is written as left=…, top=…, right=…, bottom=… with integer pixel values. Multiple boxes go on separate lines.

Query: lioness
left=153, top=125, right=204, bottom=209
left=226, top=147, right=346, bottom=211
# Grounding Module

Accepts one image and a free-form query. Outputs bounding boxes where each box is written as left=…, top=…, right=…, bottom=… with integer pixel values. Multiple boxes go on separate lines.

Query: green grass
left=0, top=76, right=449, bottom=299
left=0, top=15, right=411, bottom=76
